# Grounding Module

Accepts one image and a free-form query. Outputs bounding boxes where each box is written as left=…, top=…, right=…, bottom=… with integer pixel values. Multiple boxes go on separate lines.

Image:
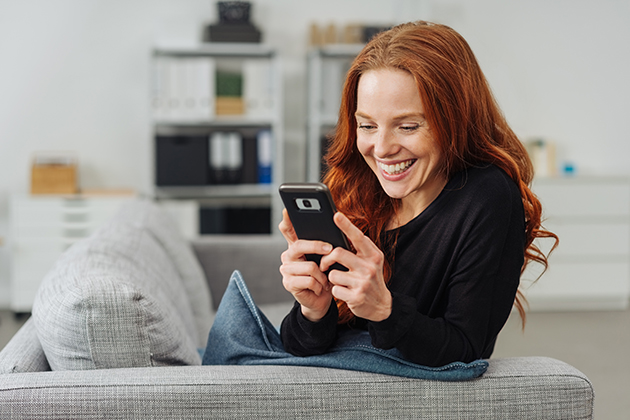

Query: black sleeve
left=280, top=300, right=339, bottom=356
left=367, top=173, right=525, bottom=367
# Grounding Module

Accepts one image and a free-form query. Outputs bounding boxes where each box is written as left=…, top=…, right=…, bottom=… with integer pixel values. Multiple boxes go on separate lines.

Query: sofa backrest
left=192, top=235, right=291, bottom=310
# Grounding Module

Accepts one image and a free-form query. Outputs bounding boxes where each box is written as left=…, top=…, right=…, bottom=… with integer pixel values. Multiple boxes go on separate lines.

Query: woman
left=278, top=21, right=557, bottom=367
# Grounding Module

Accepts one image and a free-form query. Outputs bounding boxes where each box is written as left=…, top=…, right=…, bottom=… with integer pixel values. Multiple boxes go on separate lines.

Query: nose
left=373, top=129, right=400, bottom=158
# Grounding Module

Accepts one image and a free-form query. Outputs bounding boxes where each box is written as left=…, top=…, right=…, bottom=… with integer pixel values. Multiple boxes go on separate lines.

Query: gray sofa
left=0, top=199, right=594, bottom=419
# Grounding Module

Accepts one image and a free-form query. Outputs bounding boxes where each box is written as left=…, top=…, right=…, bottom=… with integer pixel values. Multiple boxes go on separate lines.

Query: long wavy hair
left=323, top=21, right=558, bottom=325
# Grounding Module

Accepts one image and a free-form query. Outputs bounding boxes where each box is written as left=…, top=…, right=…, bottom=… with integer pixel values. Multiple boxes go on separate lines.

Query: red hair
left=323, top=21, right=558, bottom=325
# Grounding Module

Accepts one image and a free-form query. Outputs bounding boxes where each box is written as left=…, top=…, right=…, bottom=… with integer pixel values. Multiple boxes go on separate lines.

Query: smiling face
left=355, top=68, right=447, bottom=225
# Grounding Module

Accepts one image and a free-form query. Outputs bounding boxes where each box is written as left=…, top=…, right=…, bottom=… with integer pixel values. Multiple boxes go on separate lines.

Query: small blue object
left=258, top=166, right=272, bottom=184
left=563, top=162, right=575, bottom=176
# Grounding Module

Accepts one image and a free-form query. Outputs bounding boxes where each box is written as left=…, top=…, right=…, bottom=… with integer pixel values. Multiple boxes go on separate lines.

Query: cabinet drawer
left=13, top=238, right=69, bottom=254
left=534, top=181, right=630, bottom=218
left=9, top=194, right=130, bottom=311
left=539, top=221, right=630, bottom=257
left=14, top=223, right=93, bottom=240
left=13, top=197, right=88, bottom=224
left=523, top=261, right=629, bottom=310
left=87, top=198, right=129, bottom=225
left=12, top=199, right=65, bottom=224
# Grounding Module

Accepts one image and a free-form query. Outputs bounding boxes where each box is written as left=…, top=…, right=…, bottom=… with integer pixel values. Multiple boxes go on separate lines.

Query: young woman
left=278, top=21, right=557, bottom=367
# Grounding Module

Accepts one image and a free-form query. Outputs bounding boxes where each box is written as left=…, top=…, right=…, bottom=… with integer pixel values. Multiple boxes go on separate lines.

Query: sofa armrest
left=0, top=318, right=50, bottom=374
left=0, top=357, right=593, bottom=419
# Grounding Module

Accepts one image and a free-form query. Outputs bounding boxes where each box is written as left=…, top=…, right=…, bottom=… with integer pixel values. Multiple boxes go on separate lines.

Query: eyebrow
left=355, top=111, right=426, bottom=121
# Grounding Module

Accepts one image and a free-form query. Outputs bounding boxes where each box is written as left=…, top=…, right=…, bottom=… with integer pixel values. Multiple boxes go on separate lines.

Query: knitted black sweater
left=281, top=165, right=526, bottom=367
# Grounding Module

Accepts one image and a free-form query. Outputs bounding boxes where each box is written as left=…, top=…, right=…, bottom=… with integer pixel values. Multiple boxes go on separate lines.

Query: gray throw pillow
left=115, top=199, right=213, bottom=347
left=33, top=215, right=202, bottom=371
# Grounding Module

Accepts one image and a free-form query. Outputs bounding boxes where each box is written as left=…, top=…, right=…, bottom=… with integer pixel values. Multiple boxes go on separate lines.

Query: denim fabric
left=202, top=270, right=488, bottom=381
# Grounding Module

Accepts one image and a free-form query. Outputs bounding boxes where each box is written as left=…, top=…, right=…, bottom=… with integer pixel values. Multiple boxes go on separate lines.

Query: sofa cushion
left=114, top=200, right=213, bottom=347
left=32, top=201, right=203, bottom=371
left=0, top=318, right=50, bottom=374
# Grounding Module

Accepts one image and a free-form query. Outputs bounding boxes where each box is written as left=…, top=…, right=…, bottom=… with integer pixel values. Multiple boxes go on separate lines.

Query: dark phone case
left=279, top=183, right=349, bottom=272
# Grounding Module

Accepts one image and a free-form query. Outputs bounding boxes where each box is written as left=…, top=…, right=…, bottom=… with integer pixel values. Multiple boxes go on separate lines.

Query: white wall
left=0, top=0, right=629, bottom=306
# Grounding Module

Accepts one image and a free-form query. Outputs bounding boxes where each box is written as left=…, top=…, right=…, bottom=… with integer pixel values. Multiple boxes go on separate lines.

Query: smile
left=378, top=159, right=416, bottom=175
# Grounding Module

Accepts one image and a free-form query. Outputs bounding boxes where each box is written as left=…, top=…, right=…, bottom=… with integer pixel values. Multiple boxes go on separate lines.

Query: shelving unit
left=151, top=42, right=284, bottom=235
left=523, top=176, right=630, bottom=311
left=306, top=44, right=363, bottom=182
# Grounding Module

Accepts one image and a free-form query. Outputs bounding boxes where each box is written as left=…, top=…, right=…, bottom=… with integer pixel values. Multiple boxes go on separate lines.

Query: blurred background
left=0, top=1, right=629, bottom=417
left=1, top=0, right=629, bottom=303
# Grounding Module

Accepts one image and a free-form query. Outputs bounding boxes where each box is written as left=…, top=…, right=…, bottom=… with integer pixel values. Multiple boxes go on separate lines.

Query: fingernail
left=323, top=243, right=333, bottom=252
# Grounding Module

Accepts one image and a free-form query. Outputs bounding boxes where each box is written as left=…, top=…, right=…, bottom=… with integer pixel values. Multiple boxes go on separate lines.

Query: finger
left=284, top=239, right=333, bottom=262
left=334, top=212, right=380, bottom=256
left=280, top=254, right=330, bottom=285
left=278, top=208, right=299, bottom=244
left=280, top=261, right=330, bottom=293
left=282, top=274, right=325, bottom=297
left=324, top=244, right=384, bottom=287
left=330, top=282, right=352, bottom=302
left=319, top=247, right=355, bottom=277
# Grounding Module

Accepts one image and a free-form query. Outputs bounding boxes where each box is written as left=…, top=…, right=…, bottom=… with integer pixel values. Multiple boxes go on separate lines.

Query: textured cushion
left=0, top=318, right=50, bottom=374
left=32, top=200, right=203, bottom=370
left=114, top=200, right=213, bottom=346
left=0, top=358, right=594, bottom=419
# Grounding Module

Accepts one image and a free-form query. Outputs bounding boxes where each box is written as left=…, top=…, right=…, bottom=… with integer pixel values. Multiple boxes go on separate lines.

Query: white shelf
left=155, top=184, right=273, bottom=199
left=153, top=42, right=275, bottom=58
left=154, top=118, right=277, bottom=128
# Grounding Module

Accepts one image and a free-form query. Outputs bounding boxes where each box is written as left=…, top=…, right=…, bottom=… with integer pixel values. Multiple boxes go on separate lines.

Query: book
left=216, top=70, right=244, bottom=115
left=152, top=56, right=216, bottom=121
left=209, top=132, right=243, bottom=184
left=189, top=56, right=216, bottom=120
left=243, top=60, right=275, bottom=119
left=256, top=129, right=273, bottom=184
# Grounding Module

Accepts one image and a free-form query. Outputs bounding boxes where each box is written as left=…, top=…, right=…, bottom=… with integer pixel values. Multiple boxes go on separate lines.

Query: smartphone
left=279, top=182, right=349, bottom=272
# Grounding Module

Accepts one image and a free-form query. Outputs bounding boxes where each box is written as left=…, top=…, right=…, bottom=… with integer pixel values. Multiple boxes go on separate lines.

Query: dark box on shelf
left=203, top=23, right=261, bottom=43
left=156, top=136, right=209, bottom=186
left=200, top=206, right=271, bottom=234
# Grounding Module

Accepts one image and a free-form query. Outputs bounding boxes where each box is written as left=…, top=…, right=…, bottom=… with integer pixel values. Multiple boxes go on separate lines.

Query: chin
left=378, top=182, right=412, bottom=200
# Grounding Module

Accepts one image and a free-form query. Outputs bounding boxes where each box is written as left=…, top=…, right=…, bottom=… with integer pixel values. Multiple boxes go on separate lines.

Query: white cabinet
left=306, top=44, right=362, bottom=182
left=523, top=177, right=630, bottom=311
left=151, top=43, right=284, bottom=235
left=9, top=194, right=131, bottom=312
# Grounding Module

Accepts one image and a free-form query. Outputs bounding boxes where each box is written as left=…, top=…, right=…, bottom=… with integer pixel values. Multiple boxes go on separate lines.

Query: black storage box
left=156, top=136, right=209, bottom=186
left=204, top=23, right=261, bottom=43
left=200, top=206, right=271, bottom=234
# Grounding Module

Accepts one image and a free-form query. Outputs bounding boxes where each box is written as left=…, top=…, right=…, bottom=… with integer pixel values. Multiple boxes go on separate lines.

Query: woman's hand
left=320, top=212, right=392, bottom=322
left=279, top=209, right=334, bottom=322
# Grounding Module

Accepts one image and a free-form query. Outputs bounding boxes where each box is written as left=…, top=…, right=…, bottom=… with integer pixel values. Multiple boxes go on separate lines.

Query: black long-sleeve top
left=280, top=165, right=526, bottom=367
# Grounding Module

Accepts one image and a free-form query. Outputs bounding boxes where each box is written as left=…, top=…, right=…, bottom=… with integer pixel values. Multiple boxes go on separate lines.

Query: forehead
left=356, top=68, right=423, bottom=113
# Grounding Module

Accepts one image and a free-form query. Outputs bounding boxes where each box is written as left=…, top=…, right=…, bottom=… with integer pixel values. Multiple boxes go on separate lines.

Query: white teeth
left=379, top=160, right=414, bottom=175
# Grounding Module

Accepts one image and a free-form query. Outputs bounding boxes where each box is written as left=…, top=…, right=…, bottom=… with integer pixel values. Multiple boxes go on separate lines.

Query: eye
left=358, top=123, right=377, bottom=131
left=400, top=124, right=420, bottom=132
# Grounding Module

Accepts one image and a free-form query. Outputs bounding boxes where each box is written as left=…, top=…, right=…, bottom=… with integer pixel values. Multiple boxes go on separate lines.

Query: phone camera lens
left=303, top=200, right=312, bottom=208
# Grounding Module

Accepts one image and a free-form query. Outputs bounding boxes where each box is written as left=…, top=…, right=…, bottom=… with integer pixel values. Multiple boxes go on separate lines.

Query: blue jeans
left=202, top=270, right=488, bottom=381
